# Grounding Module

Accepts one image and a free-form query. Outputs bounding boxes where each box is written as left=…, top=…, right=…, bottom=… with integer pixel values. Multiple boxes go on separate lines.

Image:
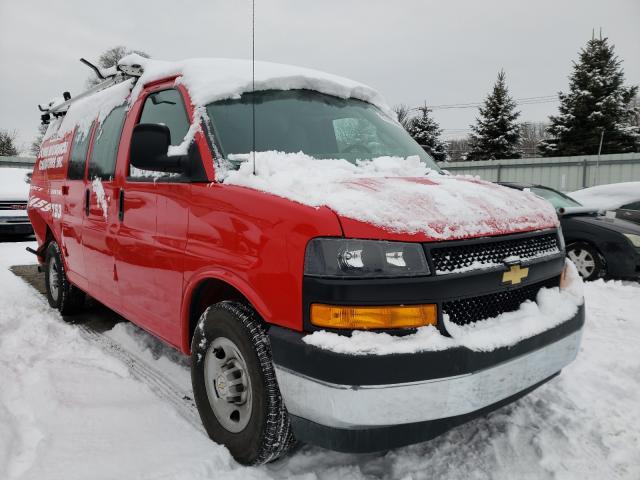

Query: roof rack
left=38, top=57, right=144, bottom=125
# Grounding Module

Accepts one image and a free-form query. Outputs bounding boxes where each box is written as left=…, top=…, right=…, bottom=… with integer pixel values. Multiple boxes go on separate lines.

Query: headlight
left=624, top=233, right=640, bottom=248
left=304, top=238, right=430, bottom=278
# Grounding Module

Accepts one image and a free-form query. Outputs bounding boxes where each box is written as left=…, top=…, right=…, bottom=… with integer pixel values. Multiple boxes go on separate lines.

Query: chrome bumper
left=274, top=328, right=582, bottom=429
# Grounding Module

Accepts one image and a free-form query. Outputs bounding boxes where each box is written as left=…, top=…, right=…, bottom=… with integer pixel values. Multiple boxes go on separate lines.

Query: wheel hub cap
left=204, top=337, right=252, bottom=433
left=568, top=249, right=595, bottom=277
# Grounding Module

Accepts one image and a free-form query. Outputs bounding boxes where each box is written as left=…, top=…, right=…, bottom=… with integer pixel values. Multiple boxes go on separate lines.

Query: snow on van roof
left=45, top=55, right=394, bottom=142
left=44, top=79, right=134, bottom=141
left=119, top=54, right=395, bottom=117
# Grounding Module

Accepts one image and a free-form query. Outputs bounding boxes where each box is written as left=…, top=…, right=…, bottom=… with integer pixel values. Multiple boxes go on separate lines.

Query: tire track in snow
left=10, top=266, right=204, bottom=434
left=76, top=325, right=205, bottom=433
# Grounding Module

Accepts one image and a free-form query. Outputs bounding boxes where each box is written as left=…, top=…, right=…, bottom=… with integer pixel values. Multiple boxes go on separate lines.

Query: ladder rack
left=38, top=57, right=144, bottom=124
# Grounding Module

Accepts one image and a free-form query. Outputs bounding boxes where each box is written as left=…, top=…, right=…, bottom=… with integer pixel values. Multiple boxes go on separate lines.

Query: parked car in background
left=0, top=167, right=33, bottom=237
left=570, top=182, right=640, bottom=225
left=500, top=183, right=640, bottom=281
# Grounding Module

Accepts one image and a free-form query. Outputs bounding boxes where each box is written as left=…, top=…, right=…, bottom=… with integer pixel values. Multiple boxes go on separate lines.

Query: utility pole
left=594, top=128, right=604, bottom=186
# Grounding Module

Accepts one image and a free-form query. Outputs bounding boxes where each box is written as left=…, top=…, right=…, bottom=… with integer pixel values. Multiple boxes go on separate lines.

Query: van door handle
left=85, top=189, right=90, bottom=216
left=118, top=188, right=125, bottom=221
left=62, top=185, right=69, bottom=195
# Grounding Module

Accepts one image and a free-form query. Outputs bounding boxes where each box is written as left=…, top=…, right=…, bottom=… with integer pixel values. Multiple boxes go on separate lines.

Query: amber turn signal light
left=310, top=303, right=437, bottom=330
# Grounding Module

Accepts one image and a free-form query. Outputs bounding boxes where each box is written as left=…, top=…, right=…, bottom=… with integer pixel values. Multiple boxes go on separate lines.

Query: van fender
left=180, top=267, right=273, bottom=353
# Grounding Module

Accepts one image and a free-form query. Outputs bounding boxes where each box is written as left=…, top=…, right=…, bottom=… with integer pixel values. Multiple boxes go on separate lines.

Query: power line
left=411, top=95, right=559, bottom=111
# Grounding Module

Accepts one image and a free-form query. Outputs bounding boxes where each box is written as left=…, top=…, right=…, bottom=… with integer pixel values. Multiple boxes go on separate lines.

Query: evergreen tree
left=407, top=105, right=448, bottom=161
left=467, top=70, right=522, bottom=160
left=540, top=34, right=639, bottom=156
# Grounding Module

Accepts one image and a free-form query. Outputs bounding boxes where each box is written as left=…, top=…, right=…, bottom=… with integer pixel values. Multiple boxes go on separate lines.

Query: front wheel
left=567, top=242, right=605, bottom=281
left=191, top=301, right=295, bottom=465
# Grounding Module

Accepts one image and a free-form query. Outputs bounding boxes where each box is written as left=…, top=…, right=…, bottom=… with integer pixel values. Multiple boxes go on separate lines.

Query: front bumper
left=269, top=304, right=584, bottom=452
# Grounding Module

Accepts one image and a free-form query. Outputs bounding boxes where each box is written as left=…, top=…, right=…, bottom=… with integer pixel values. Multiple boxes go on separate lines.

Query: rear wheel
left=191, top=301, right=295, bottom=465
left=567, top=242, right=605, bottom=281
left=44, top=241, right=85, bottom=317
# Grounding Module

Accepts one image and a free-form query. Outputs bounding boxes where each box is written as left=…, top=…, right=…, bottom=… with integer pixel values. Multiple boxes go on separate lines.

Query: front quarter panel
left=183, top=183, right=343, bottom=341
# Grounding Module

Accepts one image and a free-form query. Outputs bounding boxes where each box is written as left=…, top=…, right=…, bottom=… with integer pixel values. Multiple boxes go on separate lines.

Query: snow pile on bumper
left=303, top=260, right=584, bottom=355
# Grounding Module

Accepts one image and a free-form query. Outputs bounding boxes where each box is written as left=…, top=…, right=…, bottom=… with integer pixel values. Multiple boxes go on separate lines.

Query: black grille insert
left=443, top=277, right=560, bottom=326
left=431, top=232, right=559, bottom=274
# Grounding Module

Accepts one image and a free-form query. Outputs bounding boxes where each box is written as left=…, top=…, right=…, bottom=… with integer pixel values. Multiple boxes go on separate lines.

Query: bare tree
left=447, top=137, right=472, bottom=162
left=86, top=46, right=150, bottom=86
left=0, top=129, right=19, bottom=156
left=519, top=122, right=549, bottom=158
left=392, top=104, right=413, bottom=130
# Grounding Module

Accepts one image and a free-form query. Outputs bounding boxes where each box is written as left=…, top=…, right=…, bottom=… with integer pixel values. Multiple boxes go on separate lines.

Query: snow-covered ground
left=1, top=240, right=639, bottom=480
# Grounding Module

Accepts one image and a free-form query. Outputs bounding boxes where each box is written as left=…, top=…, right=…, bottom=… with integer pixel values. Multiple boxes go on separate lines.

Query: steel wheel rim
left=48, top=259, right=60, bottom=301
left=568, top=248, right=596, bottom=278
left=204, top=337, right=253, bottom=433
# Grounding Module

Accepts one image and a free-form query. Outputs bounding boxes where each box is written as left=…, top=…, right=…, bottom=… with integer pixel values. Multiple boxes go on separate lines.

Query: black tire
left=44, top=241, right=85, bottom=317
left=566, top=241, right=606, bottom=281
left=191, top=301, right=295, bottom=465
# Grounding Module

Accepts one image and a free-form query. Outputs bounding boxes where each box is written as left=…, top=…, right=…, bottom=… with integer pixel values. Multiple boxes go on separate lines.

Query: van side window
left=88, top=106, right=127, bottom=180
left=67, top=126, right=93, bottom=180
left=139, top=89, right=190, bottom=145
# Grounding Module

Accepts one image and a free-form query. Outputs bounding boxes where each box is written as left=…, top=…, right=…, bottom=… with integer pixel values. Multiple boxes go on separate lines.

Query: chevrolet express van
left=29, top=55, right=584, bottom=465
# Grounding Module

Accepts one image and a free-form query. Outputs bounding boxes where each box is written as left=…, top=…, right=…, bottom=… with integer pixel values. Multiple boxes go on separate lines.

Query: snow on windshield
left=223, top=152, right=559, bottom=239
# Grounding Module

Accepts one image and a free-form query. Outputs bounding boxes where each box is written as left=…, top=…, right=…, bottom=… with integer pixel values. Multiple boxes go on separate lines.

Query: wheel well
left=187, top=278, right=248, bottom=348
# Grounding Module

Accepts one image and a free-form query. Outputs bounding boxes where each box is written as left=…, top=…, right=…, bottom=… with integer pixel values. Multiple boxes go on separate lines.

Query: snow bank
left=570, top=182, right=640, bottom=210
left=0, top=167, right=31, bottom=201
left=224, top=152, right=558, bottom=239
left=120, top=54, right=395, bottom=118
left=303, top=260, right=583, bottom=355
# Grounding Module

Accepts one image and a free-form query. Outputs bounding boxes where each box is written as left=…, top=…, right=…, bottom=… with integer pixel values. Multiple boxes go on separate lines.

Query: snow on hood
left=119, top=54, right=395, bottom=118
left=570, top=182, right=640, bottom=210
left=0, top=168, right=31, bottom=201
left=223, top=152, right=559, bottom=240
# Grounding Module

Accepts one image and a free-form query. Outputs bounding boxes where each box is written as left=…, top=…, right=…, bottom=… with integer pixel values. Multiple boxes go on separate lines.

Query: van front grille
left=442, top=277, right=560, bottom=327
left=431, top=232, right=560, bottom=274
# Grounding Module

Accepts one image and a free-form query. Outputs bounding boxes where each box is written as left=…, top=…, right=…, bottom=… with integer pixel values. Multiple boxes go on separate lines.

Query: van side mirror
left=129, top=123, right=186, bottom=173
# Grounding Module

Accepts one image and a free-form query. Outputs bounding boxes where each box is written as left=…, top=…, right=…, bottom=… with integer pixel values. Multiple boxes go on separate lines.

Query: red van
left=29, top=55, right=585, bottom=465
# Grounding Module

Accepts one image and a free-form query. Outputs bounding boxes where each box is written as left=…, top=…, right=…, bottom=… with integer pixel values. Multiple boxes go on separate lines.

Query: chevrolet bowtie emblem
left=502, top=264, right=529, bottom=285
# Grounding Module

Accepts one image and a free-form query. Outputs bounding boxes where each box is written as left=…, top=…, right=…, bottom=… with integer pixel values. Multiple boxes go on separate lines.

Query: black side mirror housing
left=129, top=123, right=186, bottom=173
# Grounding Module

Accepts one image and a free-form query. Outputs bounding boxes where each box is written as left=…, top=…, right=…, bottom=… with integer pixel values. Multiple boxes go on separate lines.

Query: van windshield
left=205, top=90, right=439, bottom=170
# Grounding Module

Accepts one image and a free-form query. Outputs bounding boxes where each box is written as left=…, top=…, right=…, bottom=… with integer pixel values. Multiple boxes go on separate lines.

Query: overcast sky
left=1, top=0, right=638, bottom=154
